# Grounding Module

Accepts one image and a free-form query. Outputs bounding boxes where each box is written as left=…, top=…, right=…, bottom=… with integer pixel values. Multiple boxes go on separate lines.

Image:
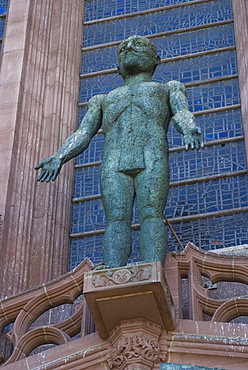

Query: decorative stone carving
left=111, top=333, right=160, bottom=368
left=92, top=265, right=152, bottom=288
left=107, top=319, right=166, bottom=370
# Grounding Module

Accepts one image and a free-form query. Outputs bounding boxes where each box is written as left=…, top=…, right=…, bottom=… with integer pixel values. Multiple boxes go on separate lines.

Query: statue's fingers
left=35, top=162, right=43, bottom=170
left=195, top=139, right=200, bottom=150
left=37, top=170, right=45, bottom=182
left=196, top=127, right=202, bottom=135
left=187, top=139, right=194, bottom=150
left=52, top=167, right=61, bottom=181
left=46, top=171, right=55, bottom=182
left=38, top=170, right=50, bottom=182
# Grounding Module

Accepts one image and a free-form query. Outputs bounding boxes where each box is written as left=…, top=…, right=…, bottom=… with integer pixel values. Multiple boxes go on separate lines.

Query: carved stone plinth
left=83, top=261, right=175, bottom=339
left=107, top=319, right=166, bottom=370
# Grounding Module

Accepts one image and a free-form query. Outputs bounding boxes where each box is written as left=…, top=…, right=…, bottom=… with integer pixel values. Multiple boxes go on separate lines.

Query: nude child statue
left=35, top=35, right=203, bottom=268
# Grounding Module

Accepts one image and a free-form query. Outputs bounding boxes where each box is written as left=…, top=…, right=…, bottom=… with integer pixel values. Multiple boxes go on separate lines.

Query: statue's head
left=117, top=35, right=161, bottom=78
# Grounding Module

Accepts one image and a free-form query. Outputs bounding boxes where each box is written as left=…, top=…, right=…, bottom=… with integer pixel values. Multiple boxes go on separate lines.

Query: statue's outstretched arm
left=167, top=81, right=204, bottom=150
left=35, top=94, right=104, bottom=182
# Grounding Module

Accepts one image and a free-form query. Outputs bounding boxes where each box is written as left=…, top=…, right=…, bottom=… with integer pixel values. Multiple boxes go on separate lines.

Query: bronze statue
left=35, top=35, right=203, bottom=268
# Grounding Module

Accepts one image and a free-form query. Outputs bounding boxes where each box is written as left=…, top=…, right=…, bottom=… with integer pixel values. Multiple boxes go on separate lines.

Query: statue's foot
left=133, top=261, right=144, bottom=265
left=133, top=259, right=162, bottom=265
left=94, top=264, right=111, bottom=270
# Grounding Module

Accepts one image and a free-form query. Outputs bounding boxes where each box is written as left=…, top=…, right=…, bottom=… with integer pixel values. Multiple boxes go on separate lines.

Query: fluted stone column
left=0, top=0, right=83, bottom=297
left=232, top=0, right=248, bottom=166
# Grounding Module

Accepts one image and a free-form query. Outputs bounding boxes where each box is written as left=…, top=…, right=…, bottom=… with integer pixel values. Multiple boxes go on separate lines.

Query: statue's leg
left=134, top=155, right=169, bottom=265
left=101, top=169, right=134, bottom=268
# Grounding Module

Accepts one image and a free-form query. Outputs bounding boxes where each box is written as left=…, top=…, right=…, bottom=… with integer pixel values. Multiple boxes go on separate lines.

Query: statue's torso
left=101, top=82, right=171, bottom=175
left=102, top=82, right=170, bottom=136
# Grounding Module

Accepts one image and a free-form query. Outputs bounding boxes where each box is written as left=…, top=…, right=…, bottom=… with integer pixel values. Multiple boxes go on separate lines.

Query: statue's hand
left=184, top=127, right=204, bottom=150
left=35, top=156, right=63, bottom=182
left=173, top=111, right=204, bottom=150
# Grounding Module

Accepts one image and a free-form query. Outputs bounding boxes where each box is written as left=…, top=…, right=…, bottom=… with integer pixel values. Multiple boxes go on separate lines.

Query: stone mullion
left=28, top=0, right=60, bottom=288
left=0, top=0, right=41, bottom=297
left=1, top=0, right=53, bottom=296
left=24, top=0, right=52, bottom=277
left=56, top=0, right=84, bottom=273
left=40, top=0, right=83, bottom=281
left=232, top=0, right=248, bottom=167
left=29, top=0, right=83, bottom=287
left=17, top=0, right=52, bottom=293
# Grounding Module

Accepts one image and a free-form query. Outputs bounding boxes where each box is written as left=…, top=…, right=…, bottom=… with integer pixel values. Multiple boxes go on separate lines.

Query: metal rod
left=163, top=214, right=185, bottom=250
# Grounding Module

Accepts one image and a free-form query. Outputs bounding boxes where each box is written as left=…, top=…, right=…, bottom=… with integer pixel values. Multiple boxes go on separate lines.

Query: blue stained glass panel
left=85, top=0, right=198, bottom=21
left=74, top=166, right=101, bottom=198
left=166, top=176, right=248, bottom=218
left=167, top=109, right=243, bottom=147
left=77, top=110, right=243, bottom=166
left=0, top=0, right=8, bottom=15
left=186, top=79, right=240, bottom=112
left=152, top=25, right=235, bottom=60
left=81, top=46, right=118, bottom=74
left=75, top=133, right=104, bottom=165
left=0, top=0, right=8, bottom=53
left=70, top=235, right=104, bottom=267
left=77, top=106, right=87, bottom=126
left=168, top=213, right=248, bottom=252
left=0, top=16, right=6, bottom=38
left=71, top=199, right=106, bottom=234
left=81, top=42, right=237, bottom=76
left=79, top=74, right=123, bottom=103
left=169, top=141, right=247, bottom=181
left=70, top=229, right=141, bottom=268
left=83, top=0, right=233, bottom=47
left=154, top=50, right=238, bottom=84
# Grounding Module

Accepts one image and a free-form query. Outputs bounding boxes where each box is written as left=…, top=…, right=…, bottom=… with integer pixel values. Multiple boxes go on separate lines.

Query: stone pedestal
left=84, top=261, right=174, bottom=369
left=83, top=261, right=175, bottom=340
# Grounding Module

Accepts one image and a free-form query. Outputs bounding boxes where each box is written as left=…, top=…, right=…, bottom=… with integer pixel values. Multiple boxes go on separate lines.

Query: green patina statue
left=35, top=35, right=203, bottom=268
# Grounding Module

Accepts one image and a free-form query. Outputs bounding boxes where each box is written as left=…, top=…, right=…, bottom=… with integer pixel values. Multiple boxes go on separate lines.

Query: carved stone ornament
left=92, top=264, right=152, bottom=288
left=107, top=319, right=166, bottom=370
left=109, top=333, right=161, bottom=369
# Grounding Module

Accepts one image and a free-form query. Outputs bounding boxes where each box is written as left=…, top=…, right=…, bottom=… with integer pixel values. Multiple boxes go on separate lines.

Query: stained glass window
left=70, top=0, right=248, bottom=268
left=83, top=1, right=233, bottom=47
